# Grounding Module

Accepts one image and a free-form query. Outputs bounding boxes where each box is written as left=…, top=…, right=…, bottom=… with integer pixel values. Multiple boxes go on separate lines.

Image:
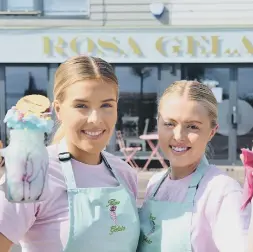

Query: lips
left=169, top=145, right=191, bottom=153
left=83, top=130, right=103, bottom=136
left=81, top=129, right=105, bottom=139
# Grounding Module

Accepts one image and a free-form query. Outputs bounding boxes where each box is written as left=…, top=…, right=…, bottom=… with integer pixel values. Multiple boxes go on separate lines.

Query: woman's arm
left=0, top=190, right=37, bottom=249
left=248, top=207, right=253, bottom=252
left=208, top=189, right=251, bottom=252
left=0, top=233, right=13, bottom=252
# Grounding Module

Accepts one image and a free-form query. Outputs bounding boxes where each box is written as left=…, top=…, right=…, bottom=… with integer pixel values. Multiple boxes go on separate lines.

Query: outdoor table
left=139, top=133, right=168, bottom=170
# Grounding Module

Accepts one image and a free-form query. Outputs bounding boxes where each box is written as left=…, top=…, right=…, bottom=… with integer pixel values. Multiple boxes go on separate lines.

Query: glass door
left=113, top=64, right=159, bottom=154
left=236, top=66, right=253, bottom=159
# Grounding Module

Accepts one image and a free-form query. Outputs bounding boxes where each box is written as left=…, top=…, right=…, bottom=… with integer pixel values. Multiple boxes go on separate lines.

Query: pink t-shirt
left=0, top=145, right=138, bottom=252
left=144, top=165, right=251, bottom=252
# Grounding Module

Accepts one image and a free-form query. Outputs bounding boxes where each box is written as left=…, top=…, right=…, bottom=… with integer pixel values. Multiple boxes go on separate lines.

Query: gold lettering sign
left=43, top=35, right=253, bottom=59
left=69, top=37, right=78, bottom=54
left=155, top=35, right=220, bottom=57
left=128, top=37, right=143, bottom=56
left=242, top=36, right=253, bottom=55
left=43, top=36, right=141, bottom=57
left=211, top=36, right=219, bottom=55
left=54, top=37, right=65, bottom=55
left=97, top=38, right=126, bottom=55
left=43, top=36, right=73, bottom=56
left=155, top=36, right=166, bottom=57
left=86, top=38, right=104, bottom=56
left=43, top=37, right=50, bottom=55
left=43, top=36, right=105, bottom=57
left=187, top=36, right=220, bottom=56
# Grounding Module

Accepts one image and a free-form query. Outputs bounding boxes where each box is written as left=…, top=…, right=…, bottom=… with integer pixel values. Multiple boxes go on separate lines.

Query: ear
left=53, top=100, right=62, bottom=121
left=209, top=124, right=218, bottom=141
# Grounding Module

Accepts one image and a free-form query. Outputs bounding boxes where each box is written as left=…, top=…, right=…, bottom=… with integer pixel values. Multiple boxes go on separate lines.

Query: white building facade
left=1, top=0, right=253, bottom=165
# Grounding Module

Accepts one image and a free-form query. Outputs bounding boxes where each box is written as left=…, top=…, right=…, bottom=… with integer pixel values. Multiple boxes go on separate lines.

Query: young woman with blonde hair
left=0, top=56, right=140, bottom=252
left=138, top=80, right=251, bottom=252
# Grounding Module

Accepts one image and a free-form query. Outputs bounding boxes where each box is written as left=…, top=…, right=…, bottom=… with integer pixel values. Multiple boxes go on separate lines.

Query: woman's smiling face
left=55, top=79, right=118, bottom=154
left=158, top=95, right=217, bottom=168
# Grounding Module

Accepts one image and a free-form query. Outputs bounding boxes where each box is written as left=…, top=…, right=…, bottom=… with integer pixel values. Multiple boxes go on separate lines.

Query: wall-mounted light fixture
left=149, top=3, right=165, bottom=18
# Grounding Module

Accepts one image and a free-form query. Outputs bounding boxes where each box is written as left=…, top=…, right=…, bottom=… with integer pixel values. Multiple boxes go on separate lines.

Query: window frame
left=42, top=0, right=90, bottom=17
left=0, top=0, right=90, bottom=19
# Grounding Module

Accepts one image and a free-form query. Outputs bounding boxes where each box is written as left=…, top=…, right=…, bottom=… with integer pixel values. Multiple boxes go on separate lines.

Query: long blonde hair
left=51, top=56, right=118, bottom=144
left=158, top=80, right=218, bottom=129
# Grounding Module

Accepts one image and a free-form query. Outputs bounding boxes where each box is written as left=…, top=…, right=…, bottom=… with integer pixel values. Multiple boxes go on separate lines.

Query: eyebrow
left=73, top=98, right=117, bottom=103
left=185, top=120, right=203, bottom=124
left=163, top=118, right=203, bottom=124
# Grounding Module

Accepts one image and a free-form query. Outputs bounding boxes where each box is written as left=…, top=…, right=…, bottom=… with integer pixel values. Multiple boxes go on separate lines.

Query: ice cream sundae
left=0, top=95, right=54, bottom=202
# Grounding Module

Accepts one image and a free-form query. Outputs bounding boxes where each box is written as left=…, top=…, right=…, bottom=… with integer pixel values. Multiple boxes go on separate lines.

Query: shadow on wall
left=157, top=7, right=169, bottom=25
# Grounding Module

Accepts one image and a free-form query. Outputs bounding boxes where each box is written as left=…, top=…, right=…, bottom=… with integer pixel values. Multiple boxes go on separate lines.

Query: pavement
left=4, top=165, right=245, bottom=252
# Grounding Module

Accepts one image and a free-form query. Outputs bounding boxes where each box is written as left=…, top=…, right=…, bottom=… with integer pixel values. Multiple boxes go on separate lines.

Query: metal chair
left=116, top=130, right=141, bottom=169
left=125, top=118, right=150, bottom=151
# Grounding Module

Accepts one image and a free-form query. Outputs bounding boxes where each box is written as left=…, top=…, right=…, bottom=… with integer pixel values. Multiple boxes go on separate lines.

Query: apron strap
left=100, top=152, right=115, bottom=177
left=58, top=139, right=133, bottom=193
left=184, top=156, right=209, bottom=204
left=151, top=156, right=209, bottom=200
left=58, top=139, right=77, bottom=190
left=101, top=152, right=133, bottom=195
left=151, top=170, right=170, bottom=198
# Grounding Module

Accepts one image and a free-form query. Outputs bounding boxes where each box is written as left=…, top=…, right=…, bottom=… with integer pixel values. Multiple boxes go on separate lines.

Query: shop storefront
left=1, top=28, right=253, bottom=165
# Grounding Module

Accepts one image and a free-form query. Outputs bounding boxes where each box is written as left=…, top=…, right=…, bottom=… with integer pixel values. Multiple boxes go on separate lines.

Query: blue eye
left=164, top=122, right=174, bottom=127
left=188, top=125, right=199, bottom=130
left=101, top=103, right=113, bottom=108
left=75, top=104, right=87, bottom=108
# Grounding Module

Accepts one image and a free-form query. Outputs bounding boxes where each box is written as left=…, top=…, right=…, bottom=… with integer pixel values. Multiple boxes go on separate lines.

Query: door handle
left=231, top=106, right=237, bottom=129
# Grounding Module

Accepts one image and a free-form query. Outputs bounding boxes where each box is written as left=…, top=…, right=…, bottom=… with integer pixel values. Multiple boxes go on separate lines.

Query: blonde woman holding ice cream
left=0, top=56, right=140, bottom=252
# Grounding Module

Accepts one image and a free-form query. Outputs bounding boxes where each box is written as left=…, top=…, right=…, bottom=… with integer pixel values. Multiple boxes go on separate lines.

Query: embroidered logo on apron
left=107, top=199, right=126, bottom=235
left=143, top=213, right=156, bottom=244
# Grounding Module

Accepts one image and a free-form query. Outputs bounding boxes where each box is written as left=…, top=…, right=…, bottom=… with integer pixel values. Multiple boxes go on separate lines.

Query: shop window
left=43, top=0, right=89, bottom=16
left=5, top=66, right=49, bottom=144
left=6, top=0, right=36, bottom=11
left=5, top=66, right=48, bottom=110
left=114, top=65, right=158, bottom=151
left=0, top=0, right=90, bottom=17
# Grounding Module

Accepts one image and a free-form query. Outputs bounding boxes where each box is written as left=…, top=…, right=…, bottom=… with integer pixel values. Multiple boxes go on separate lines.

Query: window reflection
left=115, top=65, right=158, bottom=150
left=5, top=66, right=49, bottom=144
left=6, top=66, right=48, bottom=110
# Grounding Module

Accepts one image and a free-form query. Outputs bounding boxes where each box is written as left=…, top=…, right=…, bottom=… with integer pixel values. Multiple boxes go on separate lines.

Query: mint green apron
left=137, top=156, right=209, bottom=252
left=58, top=139, right=140, bottom=252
